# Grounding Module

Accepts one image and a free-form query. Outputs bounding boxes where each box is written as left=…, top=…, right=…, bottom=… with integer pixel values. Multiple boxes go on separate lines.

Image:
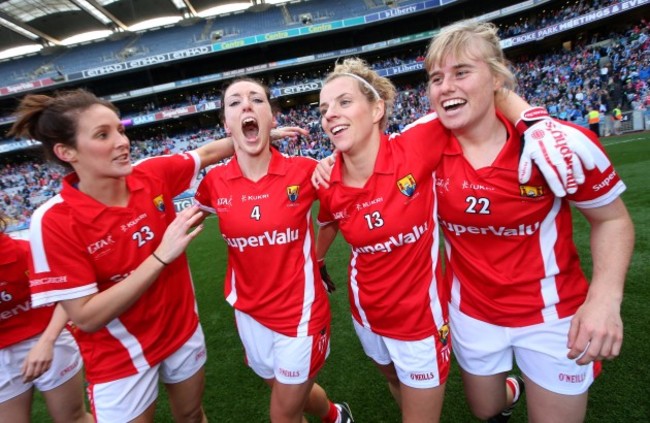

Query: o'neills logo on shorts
left=278, top=368, right=300, bottom=378
left=558, top=372, right=586, bottom=383
left=410, top=372, right=436, bottom=381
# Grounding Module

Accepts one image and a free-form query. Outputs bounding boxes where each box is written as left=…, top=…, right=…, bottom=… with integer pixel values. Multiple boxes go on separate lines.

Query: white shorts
left=88, top=324, right=207, bottom=423
left=449, top=306, right=598, bottom=395
left=0, top=329, right=83, bottom=403
left=235, top=309, right=330, bottom=384
left=352, top=319, right=450, bottom=389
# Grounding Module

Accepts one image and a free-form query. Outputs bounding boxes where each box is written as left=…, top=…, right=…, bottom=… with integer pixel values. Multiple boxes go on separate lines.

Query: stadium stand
left=1, top=0, right=648, bottom=231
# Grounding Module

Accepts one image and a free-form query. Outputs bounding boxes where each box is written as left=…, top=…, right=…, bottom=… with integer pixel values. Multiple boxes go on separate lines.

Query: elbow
left=74, top=319, right=106, bottom=333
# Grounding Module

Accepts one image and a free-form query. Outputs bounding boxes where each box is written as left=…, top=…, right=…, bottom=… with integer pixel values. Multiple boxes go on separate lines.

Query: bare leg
left=165, top=366, right=207, bottom=423
left=524, top=374, right=587, bottom=423
left=400, top=382, right=446, bottom=423
left=41, top=370, right=94, bottom=423
left=460, top=370, right=510, bottom=420
left=0, top=388, right=32, bottom=423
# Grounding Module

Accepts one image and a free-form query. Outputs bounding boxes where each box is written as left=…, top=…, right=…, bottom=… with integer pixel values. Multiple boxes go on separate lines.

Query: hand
left=21, top=337, right=55, bottom=383
left=517, top=108, right=596, bottom=197
left=318, top=259, right=336, bottom=293
left=567, top=297, right=623, bottom=365
left=154, top=205, right=205, bottom=264
left=270, top=126, right=309, bottom=141
left=311, top=154, right=335, bottom=189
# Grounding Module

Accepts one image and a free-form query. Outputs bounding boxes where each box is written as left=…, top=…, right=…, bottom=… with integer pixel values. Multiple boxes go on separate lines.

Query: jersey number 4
left=251, top=205, right=261, bottom=221
left=465, top=196, right=491, bottom=214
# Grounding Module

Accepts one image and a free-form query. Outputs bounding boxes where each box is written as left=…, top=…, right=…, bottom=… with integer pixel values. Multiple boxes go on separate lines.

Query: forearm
left=316, top=222, right=338, bottom=260
left=583, top=200, right=634, bottom=305
left=38, top=303, right=69, bottom=344
left=196, top=136, right=235, bottom=169
left=62, top=255, right=165, bottom=332
left=495, top=90, right=532, bottom=124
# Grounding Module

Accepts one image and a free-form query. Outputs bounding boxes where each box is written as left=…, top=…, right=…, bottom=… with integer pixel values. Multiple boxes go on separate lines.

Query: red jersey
left=1, top=235, right=54, bottom=349
left=317, top=114, right=450, bottom=341
left=28, top=153, right=202, bottom=383
left=194, top=148, right=330, bottom=337
left=436, top=114, right=625, bottom=327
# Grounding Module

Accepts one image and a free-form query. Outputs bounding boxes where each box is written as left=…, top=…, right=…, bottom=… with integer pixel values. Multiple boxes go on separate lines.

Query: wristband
left=152, top=252, right=169, bottom=266
left=515, top=107, right=550, bottom=134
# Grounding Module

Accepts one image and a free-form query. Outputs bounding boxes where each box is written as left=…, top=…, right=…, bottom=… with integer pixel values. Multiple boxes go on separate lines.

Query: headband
left=338, top=72, right=380, bottom=100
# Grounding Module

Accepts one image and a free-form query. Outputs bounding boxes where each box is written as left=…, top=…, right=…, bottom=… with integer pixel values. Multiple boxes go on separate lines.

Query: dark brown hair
left=8, top=89, right=118, bottom=170
left=219, top=77, right=278, bottom=122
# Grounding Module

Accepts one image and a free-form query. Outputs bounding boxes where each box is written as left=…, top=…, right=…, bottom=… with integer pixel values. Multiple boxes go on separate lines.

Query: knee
left=174, top=405, right=205, bottom=423
left=470, top=405, right=503, bottom=421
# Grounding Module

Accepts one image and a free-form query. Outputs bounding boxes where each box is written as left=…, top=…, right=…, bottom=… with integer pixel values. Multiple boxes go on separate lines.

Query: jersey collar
left=61, top=171, right=146, bottom=221
left=442, top=112, right=519, bottom=170
left=329, top=133, right=393, bottom=185
left=223, top=147, right=287, bottom=180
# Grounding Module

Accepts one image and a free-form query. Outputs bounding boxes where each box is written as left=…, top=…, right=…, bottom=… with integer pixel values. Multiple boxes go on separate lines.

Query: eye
left=252, top=97, right=265, bottom=104
left=429, top=75, right=442, bottom=85
left=456, top=70, right=469, bottom=78
left=227, top=100, right=240, bottom=107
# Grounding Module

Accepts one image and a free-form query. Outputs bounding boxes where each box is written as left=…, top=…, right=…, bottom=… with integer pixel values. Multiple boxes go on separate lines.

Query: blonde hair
left=425, top=21, right=516, bottom=92
left=323, top=57, right=396, bottom=131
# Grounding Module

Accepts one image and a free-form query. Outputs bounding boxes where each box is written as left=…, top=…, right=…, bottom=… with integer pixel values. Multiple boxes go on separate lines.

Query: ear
left=53, top=143, right=77, bottom=164
left=493, top=73, right=505, bottom=92
left=372, top=99, right=385, bottom=125
left=224, top=123, right=231, bottom=136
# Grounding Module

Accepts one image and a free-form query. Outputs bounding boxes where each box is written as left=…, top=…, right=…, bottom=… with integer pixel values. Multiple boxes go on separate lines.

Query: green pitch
left=30, top=131, right=650, bottom=422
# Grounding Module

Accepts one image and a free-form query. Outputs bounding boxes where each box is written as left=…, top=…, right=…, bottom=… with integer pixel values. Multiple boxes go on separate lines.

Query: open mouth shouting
left=242, top=117, right=259, bottom=141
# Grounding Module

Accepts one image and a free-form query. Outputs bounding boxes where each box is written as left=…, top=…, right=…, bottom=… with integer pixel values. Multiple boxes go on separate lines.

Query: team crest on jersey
left=153, top=194, right=165, bottom=212
left=287, top=185, right=299, bottom=202
left=397, top=174, right=416, bottom=197
left=438, top=323, right=450, bottom=346
left=519, top=185, right=544, bottom=198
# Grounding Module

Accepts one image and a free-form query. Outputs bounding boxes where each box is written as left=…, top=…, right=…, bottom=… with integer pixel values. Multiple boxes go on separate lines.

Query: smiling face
left=55, top=103, right=131, bottom=182
left=223, top=80, right=275, bottom=158
left=427, top=46, right=502, bottom=134
left=319, top=76, right=383, bottom=156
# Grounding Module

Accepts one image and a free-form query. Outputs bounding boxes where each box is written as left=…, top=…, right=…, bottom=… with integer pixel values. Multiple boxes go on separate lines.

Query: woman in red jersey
left=312, top=53, right=597, bottom=421
left=426, top=21, right=633, bottom=423
left=0, top=210, right=93, bottom=423
left=193, top=78, right=353, bottom=423
left=7, top=88, right=302, bottom=423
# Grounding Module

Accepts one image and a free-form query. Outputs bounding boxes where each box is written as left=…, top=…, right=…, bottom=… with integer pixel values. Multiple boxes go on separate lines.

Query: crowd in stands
left=1, top=0, right=648, bottom=230
left=499, top=0, right=624, bottom=38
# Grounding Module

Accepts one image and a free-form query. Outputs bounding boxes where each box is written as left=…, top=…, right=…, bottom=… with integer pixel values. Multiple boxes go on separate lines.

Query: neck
left=341, top=133, right=381, bottom=188
left=77, top=175, right=129, bottom=207
left=237, top=148, right=272, bottom=182
left=454, top=114, right=507, bottom=169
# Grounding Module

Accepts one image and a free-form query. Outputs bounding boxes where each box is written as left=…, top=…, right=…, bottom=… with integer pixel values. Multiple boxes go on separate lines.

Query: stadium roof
left=0, top=0, right=288, bottom=59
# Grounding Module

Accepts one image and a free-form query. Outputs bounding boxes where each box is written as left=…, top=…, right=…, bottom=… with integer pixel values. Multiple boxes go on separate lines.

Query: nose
left=323, top=103, right=338, bottom=120
left=440, top=76, right=455, bottom=93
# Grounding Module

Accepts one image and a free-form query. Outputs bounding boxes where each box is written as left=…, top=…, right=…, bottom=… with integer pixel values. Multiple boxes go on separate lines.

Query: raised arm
left=496, top=90, right=596, bottom=197
left=568, top=198, right=634, bottom=365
